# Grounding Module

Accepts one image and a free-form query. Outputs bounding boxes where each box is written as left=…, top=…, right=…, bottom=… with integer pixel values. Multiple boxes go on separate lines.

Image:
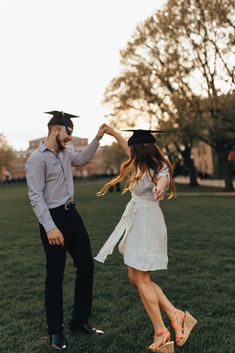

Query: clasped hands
left=96, top=124, right=117, bottom=140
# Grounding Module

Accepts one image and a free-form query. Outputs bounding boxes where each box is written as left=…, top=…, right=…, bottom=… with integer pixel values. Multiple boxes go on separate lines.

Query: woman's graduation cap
left=122, top=129, right=164, bottom=146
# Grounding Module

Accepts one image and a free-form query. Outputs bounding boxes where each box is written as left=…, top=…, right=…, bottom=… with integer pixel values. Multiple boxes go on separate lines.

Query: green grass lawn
left=0, top=180, right=234, bottom=353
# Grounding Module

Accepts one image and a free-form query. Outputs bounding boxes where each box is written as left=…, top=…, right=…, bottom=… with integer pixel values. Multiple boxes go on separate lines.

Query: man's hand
left=96, top=123, right=109, bottom=141
left=47, top=228, right=64, bottom=246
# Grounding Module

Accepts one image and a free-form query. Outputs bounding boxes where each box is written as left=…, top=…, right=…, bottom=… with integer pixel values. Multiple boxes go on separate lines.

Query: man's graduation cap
left=45, top=111, right=79, bottom=132
left=122, top=129, right=164, bottom=146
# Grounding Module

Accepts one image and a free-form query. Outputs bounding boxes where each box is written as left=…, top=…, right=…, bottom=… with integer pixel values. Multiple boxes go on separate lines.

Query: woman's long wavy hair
left=97, top=143, right=176, bottom=199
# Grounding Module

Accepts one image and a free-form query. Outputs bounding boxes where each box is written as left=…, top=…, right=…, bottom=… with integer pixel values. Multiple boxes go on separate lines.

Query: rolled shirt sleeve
left=25, top=156, right=56, bottom=233
left=70, top=138, right=99, bottom=166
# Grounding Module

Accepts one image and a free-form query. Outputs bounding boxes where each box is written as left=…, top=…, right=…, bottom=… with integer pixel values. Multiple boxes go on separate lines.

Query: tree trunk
left=182, top=146, right=199, bottom=187
left=216, top=147, right=234, bottom=191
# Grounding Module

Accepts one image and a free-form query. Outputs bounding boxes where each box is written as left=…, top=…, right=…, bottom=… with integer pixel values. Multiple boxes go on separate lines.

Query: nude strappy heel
left=148, top=328, right=174, bottom=353
left=171, top=309, right=198, bottom=347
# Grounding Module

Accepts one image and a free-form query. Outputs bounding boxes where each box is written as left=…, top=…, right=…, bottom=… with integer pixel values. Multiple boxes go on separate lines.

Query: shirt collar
left=39, top=141, right=64, bottom=157
left=39, top=141, right=47, bottom=152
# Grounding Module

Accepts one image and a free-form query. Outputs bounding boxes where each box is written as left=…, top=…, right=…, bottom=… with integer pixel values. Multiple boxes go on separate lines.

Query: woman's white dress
left=94, top=165, right=169, bottom=271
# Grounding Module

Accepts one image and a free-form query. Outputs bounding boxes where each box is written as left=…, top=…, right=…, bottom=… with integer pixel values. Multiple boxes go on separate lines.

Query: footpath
left=174, top=176, right=235, bottom=197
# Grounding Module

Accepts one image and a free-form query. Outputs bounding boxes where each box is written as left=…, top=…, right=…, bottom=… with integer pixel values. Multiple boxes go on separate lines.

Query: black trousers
left=39, top=205, right=94, bottom=335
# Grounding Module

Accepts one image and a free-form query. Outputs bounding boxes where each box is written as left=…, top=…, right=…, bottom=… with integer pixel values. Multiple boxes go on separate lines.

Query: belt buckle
left=65, top=200, right=75, bottom=210
left=65, top=203, right=70, bottom=210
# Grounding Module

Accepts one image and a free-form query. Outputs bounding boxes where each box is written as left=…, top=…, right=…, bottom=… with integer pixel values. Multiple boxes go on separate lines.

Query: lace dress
left=94, top=165, right=169, bottom=271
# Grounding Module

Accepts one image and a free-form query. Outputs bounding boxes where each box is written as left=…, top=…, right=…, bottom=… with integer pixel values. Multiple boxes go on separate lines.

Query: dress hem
left=124, top=259, right=168, bottom=271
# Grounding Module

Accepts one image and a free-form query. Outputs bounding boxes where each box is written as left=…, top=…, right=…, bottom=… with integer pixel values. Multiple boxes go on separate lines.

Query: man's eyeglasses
left=61, top=112, right=73, bottom=136
left=65, top=127, right=73, bottom=136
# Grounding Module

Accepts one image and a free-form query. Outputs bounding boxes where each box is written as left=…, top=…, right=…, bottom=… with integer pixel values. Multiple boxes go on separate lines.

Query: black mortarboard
left=122, top=129, right=164, bottom=146
left=45, top=111, right=79, bottom=129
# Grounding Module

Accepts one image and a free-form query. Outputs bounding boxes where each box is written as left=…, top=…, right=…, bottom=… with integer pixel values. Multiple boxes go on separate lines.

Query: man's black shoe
left=69, top=320, right=104, bottom=335
left=50, top=333, right=67, bottom=350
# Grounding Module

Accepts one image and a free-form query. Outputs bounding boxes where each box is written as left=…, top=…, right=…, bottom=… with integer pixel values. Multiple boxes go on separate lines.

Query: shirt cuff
left=94, top=136, right=101, bottom=144
left=43, top=220, right=56, bottom=233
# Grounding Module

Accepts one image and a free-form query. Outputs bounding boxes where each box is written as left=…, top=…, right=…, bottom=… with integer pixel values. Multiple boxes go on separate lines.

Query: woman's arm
left=152, top=163, right=170, bottom=200
left=152, top=175, right=169, bottom=200
left=106, top=126, right=130, bottom=156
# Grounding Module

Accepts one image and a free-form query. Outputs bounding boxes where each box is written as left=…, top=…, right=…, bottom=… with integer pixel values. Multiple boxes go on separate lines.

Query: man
left=25, top=111, right=106, bottom=350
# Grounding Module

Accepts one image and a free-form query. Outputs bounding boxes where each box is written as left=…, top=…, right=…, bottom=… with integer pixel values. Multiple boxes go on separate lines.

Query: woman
left=95, top=128, right=197, bottom=353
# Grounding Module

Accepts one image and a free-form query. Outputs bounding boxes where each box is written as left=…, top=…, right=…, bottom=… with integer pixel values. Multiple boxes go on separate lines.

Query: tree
left=161, top=0, right=235, bottom=190
left=198, top=92, right=235, bottom=188
left=157, top=115, right=200, bottom=186
left=103, top=0, right=235, bottom=190
left=0, top=134, right=15, bottom=173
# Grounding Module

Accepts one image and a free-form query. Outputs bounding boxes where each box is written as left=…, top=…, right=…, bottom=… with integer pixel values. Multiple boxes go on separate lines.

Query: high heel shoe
left=148, top=328, right=174, bottom=353
left=171, top=309, right=198, bottom=347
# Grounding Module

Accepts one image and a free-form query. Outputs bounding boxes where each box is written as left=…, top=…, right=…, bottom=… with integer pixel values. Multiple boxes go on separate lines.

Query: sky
left=0, top=0, right=166, bottom=150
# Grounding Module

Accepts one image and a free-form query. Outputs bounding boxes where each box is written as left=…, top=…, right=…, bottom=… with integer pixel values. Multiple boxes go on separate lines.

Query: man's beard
left=56, top=134, right=69, bottom=151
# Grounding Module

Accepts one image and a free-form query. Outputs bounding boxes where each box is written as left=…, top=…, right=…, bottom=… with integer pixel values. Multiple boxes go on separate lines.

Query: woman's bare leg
left=128, top=267, right=184, bottom=339
left=151, top=282, right=184, bottom=338
left=151, top=282, right=177, bottom=319
left=128, top=267, right=166, bottom=332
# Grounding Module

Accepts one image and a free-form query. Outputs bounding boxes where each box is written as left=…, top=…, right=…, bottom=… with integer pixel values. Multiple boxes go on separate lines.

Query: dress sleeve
left=157, top=163, right=170, bottom=181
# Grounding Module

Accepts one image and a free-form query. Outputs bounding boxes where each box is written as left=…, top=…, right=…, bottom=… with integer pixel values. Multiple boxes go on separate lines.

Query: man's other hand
left=47, top=228, right=64, bottom=246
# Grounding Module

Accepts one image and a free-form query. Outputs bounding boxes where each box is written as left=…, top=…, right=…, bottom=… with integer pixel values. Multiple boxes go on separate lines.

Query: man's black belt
left=51, top=199, right=76, bottom=211
left=64, top=200, right=76, bottom=210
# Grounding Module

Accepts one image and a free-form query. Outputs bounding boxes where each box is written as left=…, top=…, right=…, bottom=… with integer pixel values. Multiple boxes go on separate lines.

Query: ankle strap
left=156, top=328, right=169, bottom=336
left=172, top=309, right=184, bottom=321
left=171, top=309, right=185, bottom=330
